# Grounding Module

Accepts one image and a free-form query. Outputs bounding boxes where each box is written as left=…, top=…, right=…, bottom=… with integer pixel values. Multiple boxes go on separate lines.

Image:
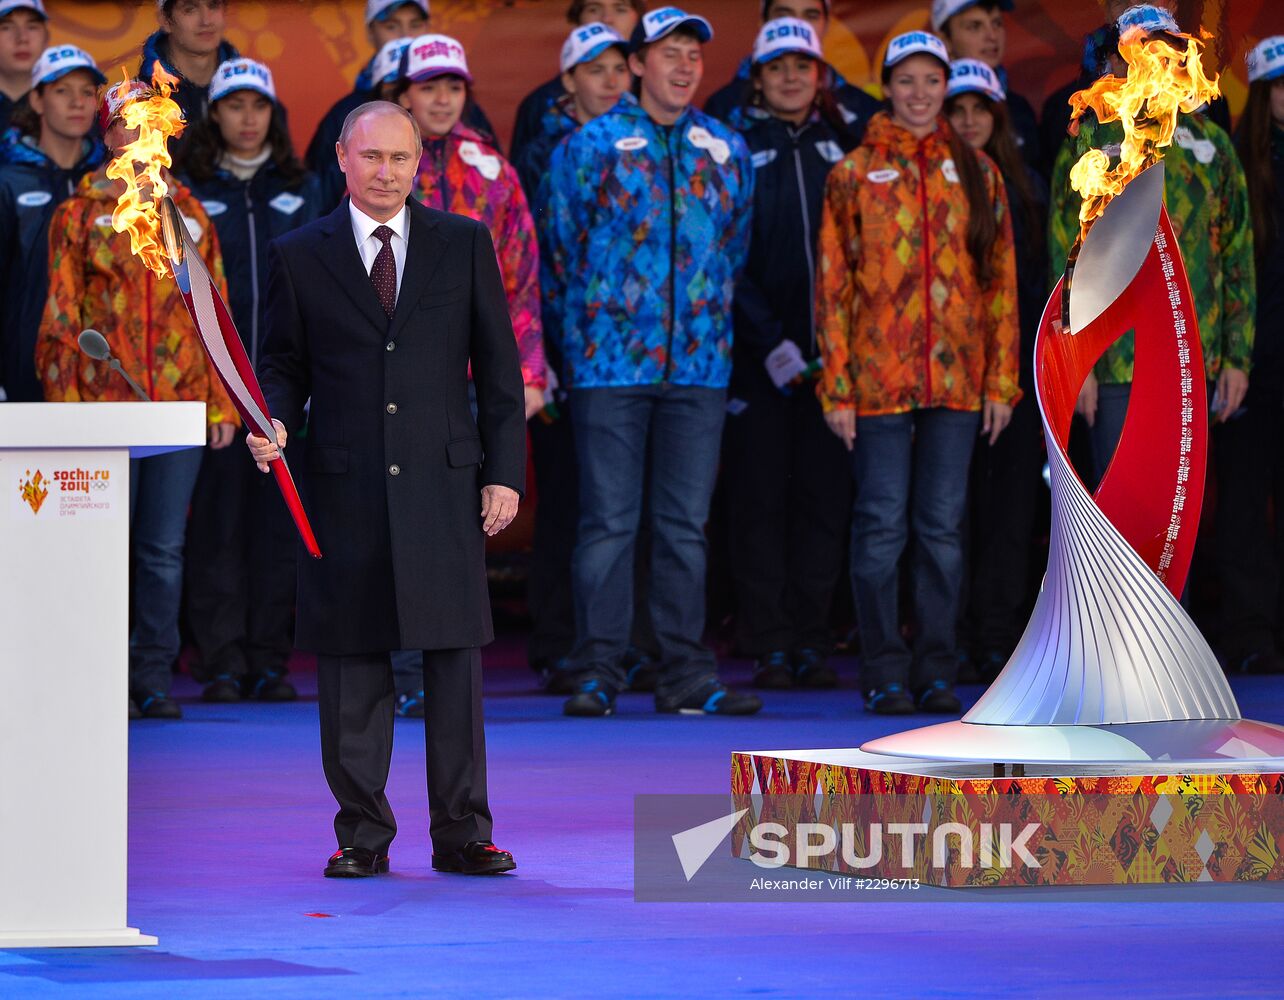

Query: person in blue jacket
left=509, top=0, right=644, bottom=170
left=544, top=7, right=761, bottom=718
left=305, top=0, right=495, bottom=211
left=722, top=18, right=858, bottom=691
left=702, top=0, right=880, bottom=143
left=944, top=58, right=1048, bottom=682
left=0, top=0, right=48, bottom=138
left=139, top=0, right=239, bottom=157
left=0, top=43, right=103, bottom=403
left=174, top=57, right=323, bottom=704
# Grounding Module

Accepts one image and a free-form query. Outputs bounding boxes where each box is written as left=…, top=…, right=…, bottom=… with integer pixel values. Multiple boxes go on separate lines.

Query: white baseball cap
left=1116, top=5, right=1180, bottom=37
left=0, top=0, right=46, bottom=19
left=1247, top=36, right=1284, bottom=85
left=374, top=37, right=412, bottom=86
left=883, top=31, right=950, bottom=71
left=365, top=0, right=428, bottom=25
left=629, top=7, right=713, bottom=53
left=752, top=18, right=824, bottom=66
left=946, top=57, right=1005, bottom=103
left=32, top=45, right=105, bottom=89
left=560, top=22, right=627, bottom=74
left=208, top=58, right=278, bottom=104
left=403, top=33, right=471, bottom=84
left=931, top=0, right=1012, bottom=34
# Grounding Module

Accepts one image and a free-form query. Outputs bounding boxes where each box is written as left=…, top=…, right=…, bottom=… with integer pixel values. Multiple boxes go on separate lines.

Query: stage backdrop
left=45, top=0, right=1278, bottom=157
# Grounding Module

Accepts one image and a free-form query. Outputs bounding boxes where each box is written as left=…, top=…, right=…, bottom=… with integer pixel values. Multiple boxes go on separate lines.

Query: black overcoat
left=258, top=198, right=526, bottom=654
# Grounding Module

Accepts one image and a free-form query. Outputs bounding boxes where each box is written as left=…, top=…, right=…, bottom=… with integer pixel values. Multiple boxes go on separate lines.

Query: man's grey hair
left=339, top=101, right=422, bottom=150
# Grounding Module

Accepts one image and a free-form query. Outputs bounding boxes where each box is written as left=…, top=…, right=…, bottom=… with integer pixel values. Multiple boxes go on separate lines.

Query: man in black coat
left=249, top=101, right=526, bottom=879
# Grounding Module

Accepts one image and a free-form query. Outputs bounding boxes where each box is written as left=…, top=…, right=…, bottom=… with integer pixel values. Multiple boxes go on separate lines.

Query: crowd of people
left=0, top=0, right=1281, bottom=722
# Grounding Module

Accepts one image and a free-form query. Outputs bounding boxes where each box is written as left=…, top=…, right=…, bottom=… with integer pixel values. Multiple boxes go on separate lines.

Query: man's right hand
left=1076, top=371, right=1098, bottom=428
left=248, top=418, right=288, bottom=473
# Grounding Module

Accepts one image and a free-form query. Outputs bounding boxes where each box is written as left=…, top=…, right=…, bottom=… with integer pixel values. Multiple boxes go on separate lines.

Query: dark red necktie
left=370, top=224, right=397, bottom=317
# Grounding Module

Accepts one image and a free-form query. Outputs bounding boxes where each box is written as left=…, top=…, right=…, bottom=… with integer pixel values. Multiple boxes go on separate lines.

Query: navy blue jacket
left=0, top=133, right=104, bottom=400
left=1003, top=166, right=1049, bottom=392
left=510, top=74, right=565, bottom=170
left=728, top=107, right=857, bottom=369
left=305, top=57, right=498, bottom=212
left=178, top=162, right=324, bottom=369
left=139, top=31, right=240, bottom=156
left=704, top=57, right=881, bottom=145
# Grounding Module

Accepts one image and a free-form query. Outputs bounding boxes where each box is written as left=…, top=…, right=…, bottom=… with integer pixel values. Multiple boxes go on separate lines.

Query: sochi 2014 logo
left=18, top=469, right=49, bottom=515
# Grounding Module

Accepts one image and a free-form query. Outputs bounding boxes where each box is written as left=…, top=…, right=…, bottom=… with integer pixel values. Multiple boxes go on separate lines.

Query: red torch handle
left=269, top=454, right=322, bottom=559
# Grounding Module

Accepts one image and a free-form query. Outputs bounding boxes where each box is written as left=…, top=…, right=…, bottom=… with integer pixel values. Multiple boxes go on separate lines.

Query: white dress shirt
left=349, top=201, right=409, bottom=300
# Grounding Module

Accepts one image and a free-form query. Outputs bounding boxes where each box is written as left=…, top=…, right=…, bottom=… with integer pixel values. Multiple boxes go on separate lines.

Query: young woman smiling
left=815, top=31, right=1018, bottom=716
left=723, top=18, right=859, bottom=690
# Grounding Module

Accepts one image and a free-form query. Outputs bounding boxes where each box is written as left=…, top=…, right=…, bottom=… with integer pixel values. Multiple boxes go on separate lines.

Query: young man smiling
left=544, top=8, right=760, bottom=718
left=702, top=0, right=879, bottom=141
left=0, top=0, right=49, bottom=139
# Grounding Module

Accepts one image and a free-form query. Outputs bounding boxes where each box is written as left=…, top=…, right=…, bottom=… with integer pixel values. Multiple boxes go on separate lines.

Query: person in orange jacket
left=36, top=78, right=238, bottom=720
left=815, top=31, right=1018, bottom=717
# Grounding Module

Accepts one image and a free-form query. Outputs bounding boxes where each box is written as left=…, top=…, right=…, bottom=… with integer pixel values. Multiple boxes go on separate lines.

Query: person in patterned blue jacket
left=545, top=7, right=761, bottom=718
left=174, top=58, right=324, bottom=705
left=723, top=19, right=860, bottom=692
left=0, top=44, right=103, bottom=402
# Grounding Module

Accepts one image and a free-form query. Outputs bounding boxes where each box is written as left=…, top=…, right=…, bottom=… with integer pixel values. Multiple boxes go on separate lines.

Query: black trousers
left=723, top=369, right=852, bottom=656
left=317, top=648, right=492, bottom=856
left=184, top=443, right=297, bottom=680
left=527, top=410, right=579, bottom=667
left=1214, top=400, right=1284, bottom=657
left=964, top=393, right=1046, bottom=655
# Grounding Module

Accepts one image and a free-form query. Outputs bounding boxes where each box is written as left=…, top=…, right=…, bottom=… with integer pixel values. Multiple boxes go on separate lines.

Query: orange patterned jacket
left=35, top=171, right=238, bottom=426
left=815, top=112, right=1020, bottom=416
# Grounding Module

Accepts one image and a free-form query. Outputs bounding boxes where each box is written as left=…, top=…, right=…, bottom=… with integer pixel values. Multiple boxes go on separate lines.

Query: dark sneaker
left=624, top=651, right=660, bottom=692
left=1236, top=649, right=1284, bottom=675
left=563, top=677, right=618, bottom=717
left=245, top=673, right=297, bottom=702
left=137, top=692, right=182, bottom=719
left=916, top=680, right=962, bottom=714
left=865, top=682, right=914, bottom=715
left=202, top=676, right=242, bottom=703
left=396, top=689, right=426, bottom=718
left=753, top=651, right=794, bottom=689
left=974, top=650, right=1008, bottom=684
left=128, top=697, right=141, bottom=720
left=792, top=648, right=838, bottom=688
left=656, top=678, right=763, bottom=716
left=543, top=657, right=580, bottom=695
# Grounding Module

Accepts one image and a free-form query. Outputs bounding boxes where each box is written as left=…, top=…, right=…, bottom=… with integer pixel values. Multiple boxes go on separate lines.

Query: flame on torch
left=1066, top=22, right=1219, bottom=245
left=103, top=65, right=186, bottom=279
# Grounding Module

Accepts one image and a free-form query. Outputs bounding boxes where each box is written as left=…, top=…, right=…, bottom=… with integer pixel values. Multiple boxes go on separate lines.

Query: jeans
left=129, top=446, right=205, bottom=695
left=851, top=408, right=979, bottom=690
left=1088, top=382, right=1132, bottom=488
left=568, top=384, right=725, bottom=693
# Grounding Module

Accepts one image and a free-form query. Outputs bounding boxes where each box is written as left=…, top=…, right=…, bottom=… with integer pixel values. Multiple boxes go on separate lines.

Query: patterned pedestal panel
left=731, top=752, right=1284, bottom=887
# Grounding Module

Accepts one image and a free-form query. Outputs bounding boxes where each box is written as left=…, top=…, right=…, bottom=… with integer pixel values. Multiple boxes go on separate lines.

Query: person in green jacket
left=1048, top=49, right=1256, bottom=487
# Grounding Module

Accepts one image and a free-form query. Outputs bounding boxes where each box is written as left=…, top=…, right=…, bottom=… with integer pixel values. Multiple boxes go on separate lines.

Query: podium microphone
left=78, top=329, right=151, bottom=402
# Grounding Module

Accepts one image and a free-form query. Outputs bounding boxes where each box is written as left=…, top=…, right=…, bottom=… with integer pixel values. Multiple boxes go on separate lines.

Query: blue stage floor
left=4, top=645, right=1284, bottom=998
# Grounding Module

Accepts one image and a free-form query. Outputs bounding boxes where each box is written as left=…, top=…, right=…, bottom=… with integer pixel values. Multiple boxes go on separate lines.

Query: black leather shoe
left=324, top=847, right=390, bottom=878
left=431, top=841, right=516, bottom=875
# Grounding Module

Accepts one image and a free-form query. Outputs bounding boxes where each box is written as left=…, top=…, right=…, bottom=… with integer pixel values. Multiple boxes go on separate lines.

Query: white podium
left=0, top=402, right=205, bottom=947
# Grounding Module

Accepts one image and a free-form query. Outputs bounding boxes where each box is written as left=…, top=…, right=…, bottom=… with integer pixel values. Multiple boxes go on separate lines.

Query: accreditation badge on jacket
left=687, top=125, right=730, bottom=166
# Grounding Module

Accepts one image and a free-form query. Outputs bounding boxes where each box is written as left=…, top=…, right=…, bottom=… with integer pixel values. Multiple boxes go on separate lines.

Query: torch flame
left=104, top=65, right=186, bottom=279
left=1067, top=24, right=1219, bottom=244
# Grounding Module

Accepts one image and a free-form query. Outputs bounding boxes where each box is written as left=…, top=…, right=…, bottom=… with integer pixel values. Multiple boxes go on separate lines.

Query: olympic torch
left=103, top=68, right=321, bottom=559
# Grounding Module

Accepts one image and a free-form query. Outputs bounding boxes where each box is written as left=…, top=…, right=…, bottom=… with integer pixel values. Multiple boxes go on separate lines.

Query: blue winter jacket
left=139, top=31, right=240, bottom=155
left=0, top=132, right=104, bottom=400
left=178, top=161, right=324, bottom=370
left=544, top=95, right=754, bottom=389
